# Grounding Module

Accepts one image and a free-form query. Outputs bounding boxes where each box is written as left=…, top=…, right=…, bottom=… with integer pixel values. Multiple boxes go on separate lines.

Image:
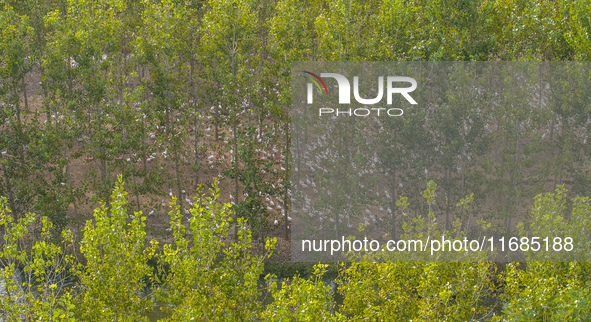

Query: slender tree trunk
left=97, top=102, right=107, bottom=197
left=190, top=58, right=200, bottom=187
left=14, top=88, right=21, bottom=126
left=214, top=105, right=219, bottom=141
left=284, top=120, right=289, bottom=241
left=127, top=148, right=141, bottom=213
left=0, top=158, right=15, bottom=215
left=41, top=67, right=51, bottom=125
left=169, top=101, right=183, bottom=212
left=22, top=78, right=29, bottom=113
left=133, top=172, right=141, bottom=213
left=233, top=117, right=239, bottom=240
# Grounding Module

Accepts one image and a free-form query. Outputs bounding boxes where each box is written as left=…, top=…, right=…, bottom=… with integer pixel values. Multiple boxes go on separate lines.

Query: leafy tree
left=200, top=0, right=260, bottom=239
left=155, top=178, right=276, bottom=320
left=261, top=264, right=345, bottom=321
left=269, top=0, right=322, bottom=239
left=0, top=197, right=76, bottom=321
left=135, top=0, right=194, bottom=211
left=0, top=2, right=36, bottom=218
left=73, top=175, right=158, bottom=321
left=43, top=0, right=130, bottom=203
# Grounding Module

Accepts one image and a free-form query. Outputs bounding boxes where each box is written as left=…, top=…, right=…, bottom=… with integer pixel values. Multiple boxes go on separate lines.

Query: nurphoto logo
left=304, top=71, right=417, bottom=117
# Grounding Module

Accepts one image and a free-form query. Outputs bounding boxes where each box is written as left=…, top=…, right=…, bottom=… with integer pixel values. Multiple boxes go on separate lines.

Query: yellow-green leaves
left=261, top=263, right=345, bottom=321
left=75, top=175, right=155, bottom=321
left=155, top=178, right=274, bottom=321
left=315, top=0, right=378, bottom=60
left=269, top=0, right=318, bottom=62
left=0, top=197, right=76, bottom=321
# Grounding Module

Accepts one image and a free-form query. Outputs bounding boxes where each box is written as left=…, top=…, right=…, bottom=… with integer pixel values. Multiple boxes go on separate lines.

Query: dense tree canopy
left=1, top=0, right=591, bottom=320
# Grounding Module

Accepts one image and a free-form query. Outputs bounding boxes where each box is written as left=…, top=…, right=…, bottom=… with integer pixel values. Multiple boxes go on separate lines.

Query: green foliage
left=269, top=0, right=318, bottom=62
left=334, top=182, right=497, bottom=320
left=0, top=2, right=38, bottom=220
left=1, top=176, right=279, bottom=321
left=73, top=175, right=157, bottom=321
left=315, top=0, right=377, bottom=60
left=263, top=262, right=339, bottom=280
left=1, top=177, right=591, bottom=320
left=339, top=261, right=496, bottom=321
left=2, top=0, right=590, bottom=249
left=504, top=186, right=591, bottom=321
left=567, top=0, right=591, bottom=59
left=155, top=178, right=276, bottom=321
left=503, top=262, right=591, bottom=321
left=0, top=197, right=76, bottom=321
left=501, top=186, right=591, bottom=321
left=2, top=0, right=591, bottom=320
left=0, top=2, right=34, bottom=86
left=261, top=263, right=345, bottom=321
